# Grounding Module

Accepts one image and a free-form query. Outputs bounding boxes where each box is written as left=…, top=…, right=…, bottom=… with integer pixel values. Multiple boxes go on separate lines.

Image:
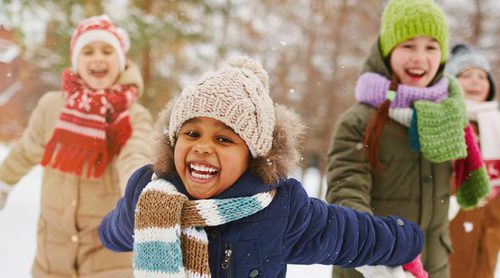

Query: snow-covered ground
left=0, top=143, right=498, bottom=277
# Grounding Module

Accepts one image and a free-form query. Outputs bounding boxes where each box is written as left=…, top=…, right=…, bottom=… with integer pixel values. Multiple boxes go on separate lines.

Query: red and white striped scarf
left=41, top=69, right=138, bottom=177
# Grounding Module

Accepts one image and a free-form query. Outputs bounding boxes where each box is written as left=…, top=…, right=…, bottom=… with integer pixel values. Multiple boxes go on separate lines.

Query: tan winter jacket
left=0, top=62, right=153, bottom=277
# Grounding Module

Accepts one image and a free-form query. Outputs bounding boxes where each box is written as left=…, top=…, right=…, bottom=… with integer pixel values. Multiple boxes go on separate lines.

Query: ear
left=249, top=105, right=306, bottom=184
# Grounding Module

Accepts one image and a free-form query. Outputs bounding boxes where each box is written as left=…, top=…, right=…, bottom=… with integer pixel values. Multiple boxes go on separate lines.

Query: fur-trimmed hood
left=151, top=98, right=306, bottom=184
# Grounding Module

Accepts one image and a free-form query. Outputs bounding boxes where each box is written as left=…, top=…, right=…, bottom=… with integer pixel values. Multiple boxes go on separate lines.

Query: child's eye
left=217, top=136, right=233, bottom=144
left=103, top=48, right=114, bottom=55
left=82, top=49, right=94, bottom=55
left=426, top=45, right=438, bottom=51
left=183, top=130, right=199, bottom=138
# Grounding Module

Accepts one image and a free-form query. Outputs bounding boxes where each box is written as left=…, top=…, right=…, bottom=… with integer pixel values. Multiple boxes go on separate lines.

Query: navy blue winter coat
left=99, top=165, right=424, bottom=278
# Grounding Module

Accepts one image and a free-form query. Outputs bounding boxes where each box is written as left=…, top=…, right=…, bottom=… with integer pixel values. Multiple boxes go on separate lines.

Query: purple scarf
left=355, top=72, right=448, bottom=108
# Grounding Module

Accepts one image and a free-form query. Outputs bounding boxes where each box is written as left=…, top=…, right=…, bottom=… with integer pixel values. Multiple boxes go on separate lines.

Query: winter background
left=1, top=0, right=500, bottom=276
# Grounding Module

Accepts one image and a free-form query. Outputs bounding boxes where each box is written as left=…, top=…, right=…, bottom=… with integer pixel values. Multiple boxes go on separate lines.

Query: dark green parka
left=326, top=42, right=453, bottom=278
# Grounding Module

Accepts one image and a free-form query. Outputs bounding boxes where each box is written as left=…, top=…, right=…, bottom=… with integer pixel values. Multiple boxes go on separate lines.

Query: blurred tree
left=1, top=0, right=500, bottom=193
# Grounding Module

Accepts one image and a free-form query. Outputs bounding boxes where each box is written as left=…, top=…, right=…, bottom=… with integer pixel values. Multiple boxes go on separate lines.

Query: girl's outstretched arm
left=283, top=178, right=423, bottom=268
left=99, top=165, right=153, bottom=251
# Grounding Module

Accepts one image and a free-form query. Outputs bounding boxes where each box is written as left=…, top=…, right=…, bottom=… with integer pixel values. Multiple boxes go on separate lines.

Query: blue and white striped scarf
left=133, top=177, right=275, bottom=277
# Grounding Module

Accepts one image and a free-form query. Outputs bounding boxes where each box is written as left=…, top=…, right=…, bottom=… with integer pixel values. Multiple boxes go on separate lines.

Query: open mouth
left=188, top=162, right=219, bottom=181
left=405, top=68, right=426, bottom=79
left=466, top=90, right=482, bottom=95
left=88, top=68, right=109, bottom=78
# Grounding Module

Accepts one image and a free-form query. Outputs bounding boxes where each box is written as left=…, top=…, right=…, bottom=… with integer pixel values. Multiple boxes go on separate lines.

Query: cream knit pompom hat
left=169, top=56, right=275, bottom=158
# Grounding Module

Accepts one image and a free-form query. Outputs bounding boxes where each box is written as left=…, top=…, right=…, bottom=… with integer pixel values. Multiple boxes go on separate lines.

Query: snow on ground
left=0, top=143, right=498, bottom=277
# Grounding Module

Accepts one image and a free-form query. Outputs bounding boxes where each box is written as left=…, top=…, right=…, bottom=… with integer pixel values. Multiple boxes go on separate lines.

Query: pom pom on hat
left=446, top=43, right=495, bottom=101
left=169, top=56, right=275, bottom=158
left=380, top=0, right=449, bottom=63
left=70, top=14, right=129, bottom=72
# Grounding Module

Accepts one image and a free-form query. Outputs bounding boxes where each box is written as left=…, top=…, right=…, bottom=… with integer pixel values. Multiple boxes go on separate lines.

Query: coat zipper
left=221, top=243, right=233, bottom=278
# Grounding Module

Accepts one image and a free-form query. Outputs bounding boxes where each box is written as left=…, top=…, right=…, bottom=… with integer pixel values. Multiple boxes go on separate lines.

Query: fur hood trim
left=152, top=98, right=305, bottom=184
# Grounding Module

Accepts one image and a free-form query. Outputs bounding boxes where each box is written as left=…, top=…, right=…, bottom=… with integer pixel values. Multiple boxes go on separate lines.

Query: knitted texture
left=413, top=76, right=468, bottom=162
left=356, top=73, right=465, bottom=162
left=355, top=72, right=448, bottom=108
left=133, top=177, right=275, bottom=277
left=465, top=100, right=500, bottom=188
left=70, top=14, right=130, bottom=72
left=446, top=43, right=496, bottom=101
left=169, top=56, right=275, bottom=158
left=455, top=125, right=490, bottom=209
left=446, top=44, right=491, bottom=77
left=402, top=255, right=428, bottom=278
left=356, top=73, right=489, bottom=208
left=41, top=70, right=137, bottom=177
left=380, top=0, right=448, bottom=62
left=409, top=108, right=421, bottom=151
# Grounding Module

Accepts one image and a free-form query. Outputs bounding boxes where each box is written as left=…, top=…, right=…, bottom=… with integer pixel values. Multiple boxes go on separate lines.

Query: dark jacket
left=100, top=165, right=424, bottom=278
left=326, top=41, right=453, bottom=278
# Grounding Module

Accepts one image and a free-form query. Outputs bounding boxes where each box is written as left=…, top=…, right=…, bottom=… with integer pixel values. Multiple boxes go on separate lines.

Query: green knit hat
left=380, top=0, right=449, bottom=63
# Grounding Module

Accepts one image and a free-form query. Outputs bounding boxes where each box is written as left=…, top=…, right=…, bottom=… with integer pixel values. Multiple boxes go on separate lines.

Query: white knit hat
left=169, top=56, right=275, bottom=158
left=70, top=14, right=130, bottom=72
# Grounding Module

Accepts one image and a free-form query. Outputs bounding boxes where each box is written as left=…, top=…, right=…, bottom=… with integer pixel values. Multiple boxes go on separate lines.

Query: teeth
left=191, top=172, right=212, bottom=180
left=408, top=69, right=425, bottom=75
left=190, top=163, right=218, bottom=173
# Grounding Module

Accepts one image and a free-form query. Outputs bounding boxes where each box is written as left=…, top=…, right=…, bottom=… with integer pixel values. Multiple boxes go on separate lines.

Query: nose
left=412, top=48, right=426, bottom=63
left=193, top=140, right=214, bottom=155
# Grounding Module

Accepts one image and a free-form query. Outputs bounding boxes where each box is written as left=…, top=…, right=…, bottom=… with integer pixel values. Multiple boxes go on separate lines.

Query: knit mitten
left=454, top=125, right=491, bottom=209
left=413, top=76, right=468, bottom=162
left=402, top=255, right=428, bottom=278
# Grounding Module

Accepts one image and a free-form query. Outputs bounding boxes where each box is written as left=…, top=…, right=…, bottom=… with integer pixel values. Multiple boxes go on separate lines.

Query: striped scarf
left=355, top=72, right=490, bottom=209
left=133, top=177, right=276, bottom=277
left=41, top=69, right=138, bottom=177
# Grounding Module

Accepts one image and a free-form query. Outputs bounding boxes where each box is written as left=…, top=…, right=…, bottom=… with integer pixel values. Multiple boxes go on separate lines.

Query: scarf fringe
left=41, top=130, right=109, bottom=177
left=41, top=69, right=137, bottom=177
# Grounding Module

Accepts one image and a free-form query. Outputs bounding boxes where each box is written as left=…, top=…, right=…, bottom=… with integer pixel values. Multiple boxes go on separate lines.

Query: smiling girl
left=0, top=15, right=152, bottom=277
left=98, top=56, right=426, bottom=278
left=326, top=0, right=490, bottom=277
left=446, top=43, right=500, bottom=278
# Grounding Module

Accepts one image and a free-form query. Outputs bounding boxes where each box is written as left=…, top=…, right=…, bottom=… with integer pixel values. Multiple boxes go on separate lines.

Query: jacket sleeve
left=283, top=179, right=423, bottom=267
left=99, top=165, right=153, bottom=251
left=326, top=107, right=373, bottom=213
left=0, top=94, right=50, bottom=186
left=115, top=103, right=153, bottom=194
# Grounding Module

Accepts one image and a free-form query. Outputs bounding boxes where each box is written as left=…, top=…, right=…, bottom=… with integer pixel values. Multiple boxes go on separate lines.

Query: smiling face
left=77, top=41, right=120, bottom=90
left=390, top=36, right=442, bottom=88
left=457, top=68, right=490, bottom=102
left=174, top=117, right=250, bottom=199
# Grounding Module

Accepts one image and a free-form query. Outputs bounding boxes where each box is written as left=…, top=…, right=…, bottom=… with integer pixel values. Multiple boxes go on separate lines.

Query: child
left=0, top=15, right=152, bottom=277
left=326, top=1, right=490, bottom=277
left=99, top=56, right=426, bottom=278
left=446, top=43, right=500, bottom=278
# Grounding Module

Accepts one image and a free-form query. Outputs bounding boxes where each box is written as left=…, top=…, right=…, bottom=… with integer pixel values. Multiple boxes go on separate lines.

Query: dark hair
left=363, top=73, right=399, bottom=172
